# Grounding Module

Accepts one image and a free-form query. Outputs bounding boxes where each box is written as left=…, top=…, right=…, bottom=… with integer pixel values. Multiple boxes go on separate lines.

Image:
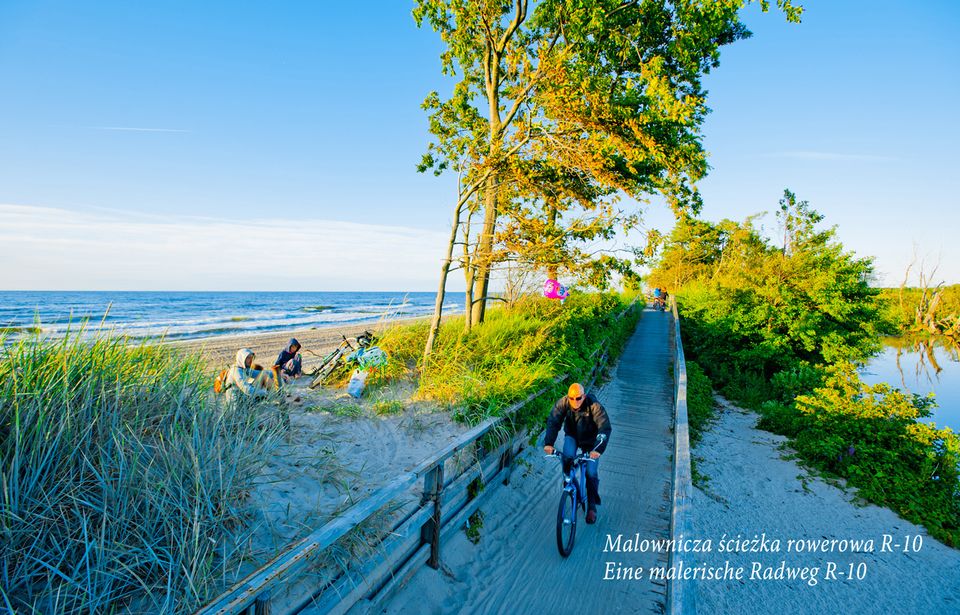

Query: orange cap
left=568, top=383, right=584, bottom=399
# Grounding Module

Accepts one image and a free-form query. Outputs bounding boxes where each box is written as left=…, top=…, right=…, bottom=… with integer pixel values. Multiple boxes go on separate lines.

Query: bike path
left=363, top=308, right=675, bottom=614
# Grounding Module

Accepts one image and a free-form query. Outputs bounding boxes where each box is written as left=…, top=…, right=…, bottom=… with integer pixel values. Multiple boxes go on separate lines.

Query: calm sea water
left=861, top=338, right=960, bottom=432
left=0, top=291, right=461, bottom=341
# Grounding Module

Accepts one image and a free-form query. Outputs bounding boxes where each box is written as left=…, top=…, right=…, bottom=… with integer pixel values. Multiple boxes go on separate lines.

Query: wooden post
left=254, top=592, right=271, bottom=615
left=420, top=465, right=444, bottom=569
left=500, top=446, right=513, bottom=486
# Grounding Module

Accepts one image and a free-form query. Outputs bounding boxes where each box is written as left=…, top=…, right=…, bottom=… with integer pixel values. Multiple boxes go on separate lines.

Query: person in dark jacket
left=543, top=382, right=612, bottom=524
left=274, top=338, right=303, bottom=381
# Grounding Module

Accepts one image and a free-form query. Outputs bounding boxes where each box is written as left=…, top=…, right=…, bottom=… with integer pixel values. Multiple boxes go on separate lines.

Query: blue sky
left=1, top=0, right=958, bottom=290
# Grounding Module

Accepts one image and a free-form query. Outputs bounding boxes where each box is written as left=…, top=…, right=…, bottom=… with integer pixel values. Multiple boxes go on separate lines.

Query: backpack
left=214, top=368, right=230, bottom=394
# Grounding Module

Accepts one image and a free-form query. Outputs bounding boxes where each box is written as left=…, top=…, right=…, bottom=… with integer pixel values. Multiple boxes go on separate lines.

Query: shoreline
left=168, top=314, right=442, bottom=371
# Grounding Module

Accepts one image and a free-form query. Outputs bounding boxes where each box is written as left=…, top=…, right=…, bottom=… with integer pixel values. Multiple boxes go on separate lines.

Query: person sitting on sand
left=274, top=338, right=303, bottom=381
left=543, top=383, right=612, bottom=524
left=223, top=348, right=277, bottom=400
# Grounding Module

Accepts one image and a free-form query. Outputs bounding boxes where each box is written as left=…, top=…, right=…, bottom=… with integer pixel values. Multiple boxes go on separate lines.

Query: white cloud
left=0, top=204, right=449, bottom=291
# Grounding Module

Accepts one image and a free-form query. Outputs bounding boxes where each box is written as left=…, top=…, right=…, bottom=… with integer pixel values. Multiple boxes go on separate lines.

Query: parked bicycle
left=546, top=451, right=599, bottom=557
left=306, top=331, right=374, bottom=389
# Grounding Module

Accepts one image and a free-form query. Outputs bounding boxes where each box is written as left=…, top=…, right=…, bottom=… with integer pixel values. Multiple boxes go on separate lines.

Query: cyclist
left=652, top=286, right=663, bottom=310
left=543, top=383, right=612, bottom=524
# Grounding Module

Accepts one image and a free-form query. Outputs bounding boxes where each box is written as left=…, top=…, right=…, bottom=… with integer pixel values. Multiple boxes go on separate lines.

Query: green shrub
left=685, top=360, right=714, bottom=444
left=792, top=363, right=960, bottom=546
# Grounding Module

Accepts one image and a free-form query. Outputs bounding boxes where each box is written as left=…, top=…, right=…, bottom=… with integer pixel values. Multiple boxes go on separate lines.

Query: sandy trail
left=690, top=398, right=960, bottom=614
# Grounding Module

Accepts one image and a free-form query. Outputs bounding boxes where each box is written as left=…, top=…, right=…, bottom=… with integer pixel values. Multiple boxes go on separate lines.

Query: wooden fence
left=666, top=298, right=697, bottom=615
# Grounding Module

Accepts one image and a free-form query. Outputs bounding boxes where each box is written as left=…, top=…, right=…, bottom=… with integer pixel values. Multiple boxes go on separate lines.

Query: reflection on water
left=861, top=337, right=960, bottom=432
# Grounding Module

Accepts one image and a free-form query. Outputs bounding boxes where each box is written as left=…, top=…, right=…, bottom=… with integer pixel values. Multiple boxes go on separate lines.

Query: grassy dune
left=0, top=332, right=285, bottom=612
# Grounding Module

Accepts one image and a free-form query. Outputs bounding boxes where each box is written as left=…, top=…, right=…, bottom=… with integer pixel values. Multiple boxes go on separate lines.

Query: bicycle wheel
left=308, top=355, right=340, bottom=389
left=556, top=488, right=577, bottom=557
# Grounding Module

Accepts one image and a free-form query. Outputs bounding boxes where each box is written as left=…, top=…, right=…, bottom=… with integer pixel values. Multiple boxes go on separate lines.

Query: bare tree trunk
left=463, top=203, right=475, bottom=332
left=924, top=340, right=943, bottom=375
left=422, top=175, right=489, bottom=364
left=471, top=173, right=499, bottom=326
left=423, top=207, right=464, bottom=367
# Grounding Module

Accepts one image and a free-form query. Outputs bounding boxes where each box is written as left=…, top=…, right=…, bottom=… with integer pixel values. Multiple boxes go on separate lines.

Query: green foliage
left=331, top=403, right=365, bottom=418
left=371, top=322, right=430, bottom=383
left=372, top=399, right=405, bottom=416
left=413, top=0, right=803, bottom=300
left=465, top=509, right=485, bottom=545
left=659, top=197, right=882, bottom=402
left=685, top=360, right=715, bottom=444
left=786, top=364, right=958, bottom=546
left=656, top=190, right=959, bottom=546
left=376, top=293, right=639, bottom=429
left=0, top=331, right=284, bottom=612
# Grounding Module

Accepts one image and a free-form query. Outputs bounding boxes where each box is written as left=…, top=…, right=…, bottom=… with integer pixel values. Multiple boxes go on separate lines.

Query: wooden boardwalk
left=363, top=308, right=675, bottom=615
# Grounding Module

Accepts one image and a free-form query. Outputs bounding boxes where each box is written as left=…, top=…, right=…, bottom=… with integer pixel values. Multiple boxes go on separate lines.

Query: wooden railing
left=196, top=302, right=638, bottom=615
left=666, top=298, right=697, bottom=615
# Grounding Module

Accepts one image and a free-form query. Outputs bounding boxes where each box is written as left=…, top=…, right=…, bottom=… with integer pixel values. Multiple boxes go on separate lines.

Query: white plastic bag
left=346, top=369, right=369, bottom=398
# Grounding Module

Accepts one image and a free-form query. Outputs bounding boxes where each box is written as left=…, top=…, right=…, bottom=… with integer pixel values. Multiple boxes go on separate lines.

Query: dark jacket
left=544, top=392, right=612, bottom=454
left=274, top=338, right=300, bottom=368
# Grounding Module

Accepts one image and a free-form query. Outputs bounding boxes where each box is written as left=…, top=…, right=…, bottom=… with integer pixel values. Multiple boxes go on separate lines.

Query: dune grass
left=369, top=292, right=641, bottom=427
left=0, top=330, right=285, bottom=613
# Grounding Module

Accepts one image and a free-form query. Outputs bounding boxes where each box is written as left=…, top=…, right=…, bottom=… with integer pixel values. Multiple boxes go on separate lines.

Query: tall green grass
left=371, top=293, right=640, bottom=427
left=0, top=331, right=285, bottom=613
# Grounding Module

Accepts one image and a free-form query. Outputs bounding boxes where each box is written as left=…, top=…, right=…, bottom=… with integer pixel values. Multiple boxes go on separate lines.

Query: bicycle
left=306, top=331, right=374, bottom=389
left=546, top=450, right=599, bottom=557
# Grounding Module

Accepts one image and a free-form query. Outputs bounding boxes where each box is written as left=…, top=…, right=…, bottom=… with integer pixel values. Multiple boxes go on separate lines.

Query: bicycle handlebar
left=545, top=452, right=597, bottom=463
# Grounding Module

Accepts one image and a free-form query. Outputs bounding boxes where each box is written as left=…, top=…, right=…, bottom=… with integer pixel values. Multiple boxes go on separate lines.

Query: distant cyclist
left=652, top=286, right=663, bottom=310
left=543, top=383, right=612, bottom=524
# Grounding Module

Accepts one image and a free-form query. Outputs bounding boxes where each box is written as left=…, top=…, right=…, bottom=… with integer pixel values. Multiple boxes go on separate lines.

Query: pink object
left=543, top=279, right=569, bottom=300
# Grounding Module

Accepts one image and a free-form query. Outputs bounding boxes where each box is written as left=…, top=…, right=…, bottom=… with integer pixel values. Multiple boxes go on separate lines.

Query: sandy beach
left=690, top=398, right=960, bottom=613
left=171, top=315, right=435, bottom=372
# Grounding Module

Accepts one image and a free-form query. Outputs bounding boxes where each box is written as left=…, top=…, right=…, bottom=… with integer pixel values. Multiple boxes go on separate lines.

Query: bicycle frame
left=306, top=331, right=377, bottom=389
left=562, top=455, right=592, bottom=510
left=548, top=452, right=597, bottom=557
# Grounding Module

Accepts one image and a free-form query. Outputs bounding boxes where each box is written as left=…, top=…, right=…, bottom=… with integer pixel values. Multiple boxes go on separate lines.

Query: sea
left=0, top=291, right=461, bottom=341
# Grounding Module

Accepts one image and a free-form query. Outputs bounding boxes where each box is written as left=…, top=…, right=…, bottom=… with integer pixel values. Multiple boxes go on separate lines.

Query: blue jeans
left=562, top=435, right=600, bottom=508
left=281, top=353, right=302, bottom=377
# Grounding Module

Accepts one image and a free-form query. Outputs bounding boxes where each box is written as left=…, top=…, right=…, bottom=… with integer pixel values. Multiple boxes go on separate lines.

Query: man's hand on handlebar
left=543, top=445, right=555, bottom=455
left=589, top=451, right=601, bottom=460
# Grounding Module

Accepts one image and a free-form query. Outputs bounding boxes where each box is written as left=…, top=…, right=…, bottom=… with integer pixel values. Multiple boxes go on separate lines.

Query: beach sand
left=690, top=397, right=960, bottom=613
left=171, top=315, right=434, bottom=372
left=176, top=316, right=471, bottom=610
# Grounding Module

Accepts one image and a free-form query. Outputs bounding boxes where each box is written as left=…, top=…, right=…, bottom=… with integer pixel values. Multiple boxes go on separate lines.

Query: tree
left=652, top=190, right=881, bottom=379
left=415, top=0, right=803, bottom=363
